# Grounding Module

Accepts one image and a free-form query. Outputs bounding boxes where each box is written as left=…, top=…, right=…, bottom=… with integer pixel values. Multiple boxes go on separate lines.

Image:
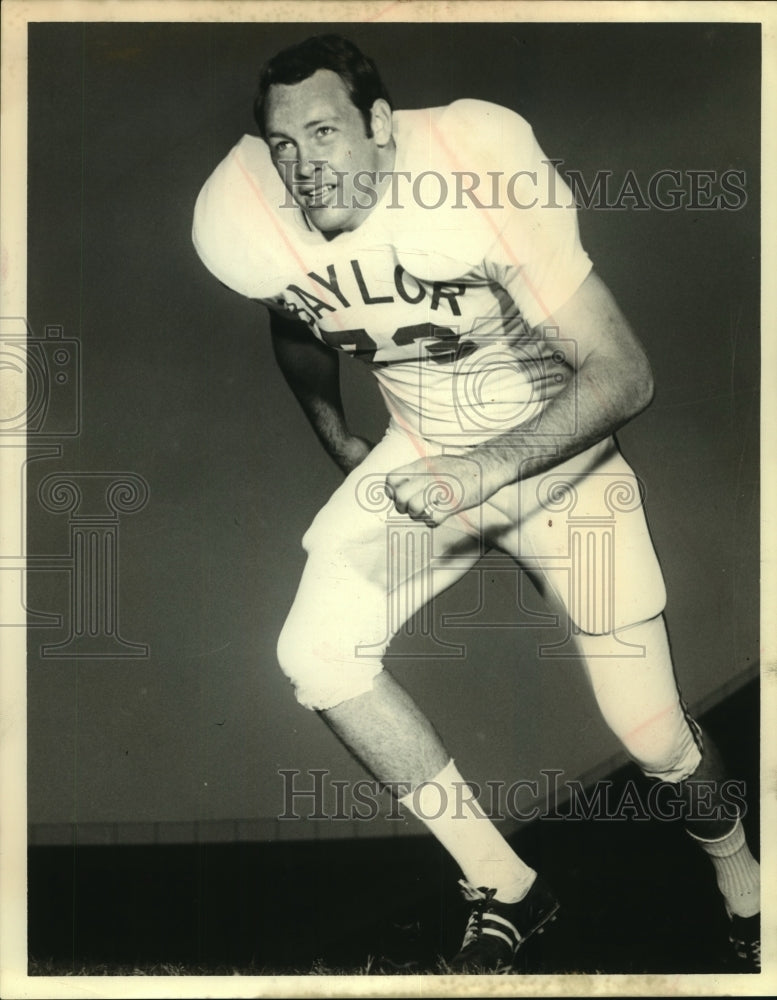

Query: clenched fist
left=384, top=453, right=505, bottom=527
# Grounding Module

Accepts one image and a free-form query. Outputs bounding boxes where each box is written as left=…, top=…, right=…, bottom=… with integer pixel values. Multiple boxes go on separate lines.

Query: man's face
left=264, top=69, right=392, bottom=234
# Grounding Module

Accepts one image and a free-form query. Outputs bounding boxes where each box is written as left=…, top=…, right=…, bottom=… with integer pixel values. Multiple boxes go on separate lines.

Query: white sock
left=688, top=819, right=760, bottom=918
left=399, top=759, right=536, bottom=903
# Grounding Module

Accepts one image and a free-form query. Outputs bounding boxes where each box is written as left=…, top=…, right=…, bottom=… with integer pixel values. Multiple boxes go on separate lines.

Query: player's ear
left=369, top=99, right=393, bottom=146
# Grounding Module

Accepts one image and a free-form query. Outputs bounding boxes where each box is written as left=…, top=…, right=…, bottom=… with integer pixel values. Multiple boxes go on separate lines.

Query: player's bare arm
left=270, top=308, right=373, bottom=474
left=386, top=270, right=654, bottom=525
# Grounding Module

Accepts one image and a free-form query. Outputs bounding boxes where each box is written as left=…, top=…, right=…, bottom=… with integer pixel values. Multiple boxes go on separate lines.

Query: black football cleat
left=449, top=876, right=559, bottom=973
left=728, top=911, right=761, bottom=973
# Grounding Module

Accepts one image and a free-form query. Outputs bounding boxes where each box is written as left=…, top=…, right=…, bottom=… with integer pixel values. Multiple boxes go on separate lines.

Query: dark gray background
left=26, top=21, right=759, bottom=842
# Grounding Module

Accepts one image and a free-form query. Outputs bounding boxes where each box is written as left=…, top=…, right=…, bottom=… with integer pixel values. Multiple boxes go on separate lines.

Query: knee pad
left=634, top=713, right=703, bottom=783
left=276, top=611, right=384, bottom=712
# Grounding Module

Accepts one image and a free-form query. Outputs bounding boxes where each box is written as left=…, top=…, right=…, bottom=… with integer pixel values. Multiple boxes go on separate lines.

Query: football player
left=193, top=34, right=760, bottom=972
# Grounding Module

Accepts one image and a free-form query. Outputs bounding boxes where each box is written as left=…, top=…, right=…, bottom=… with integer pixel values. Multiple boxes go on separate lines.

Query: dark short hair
left=254, top=34, right=393, bottom=139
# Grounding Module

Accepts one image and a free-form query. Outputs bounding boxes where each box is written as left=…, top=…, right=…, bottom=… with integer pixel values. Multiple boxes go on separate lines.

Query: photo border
left=2, top=1, right=775, bottom=997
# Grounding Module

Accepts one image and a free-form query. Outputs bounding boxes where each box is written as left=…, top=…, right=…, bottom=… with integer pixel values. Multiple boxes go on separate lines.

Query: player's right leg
left=275, top=420, right=482, bottom=713
left=275, top=421, right=545, bottom=967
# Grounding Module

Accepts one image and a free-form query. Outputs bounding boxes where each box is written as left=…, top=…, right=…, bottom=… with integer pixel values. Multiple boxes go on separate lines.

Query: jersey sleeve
left=456, top=102, right=592, bottom=329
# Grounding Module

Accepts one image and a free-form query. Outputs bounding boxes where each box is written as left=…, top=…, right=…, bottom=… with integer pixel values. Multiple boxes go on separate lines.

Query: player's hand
left=335, top=435, right=374, bottom=475
left=385, top=454, right=502, bottom=527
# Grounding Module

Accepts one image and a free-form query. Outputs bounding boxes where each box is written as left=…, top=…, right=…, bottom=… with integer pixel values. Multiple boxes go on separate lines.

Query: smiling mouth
left=296, top=184, right=338, bottom=208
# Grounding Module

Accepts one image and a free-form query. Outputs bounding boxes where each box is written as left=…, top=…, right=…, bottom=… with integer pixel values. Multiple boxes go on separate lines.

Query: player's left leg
left=488, top=438, right=760, bottom=969
left=575, top=616, right=760, bottom=970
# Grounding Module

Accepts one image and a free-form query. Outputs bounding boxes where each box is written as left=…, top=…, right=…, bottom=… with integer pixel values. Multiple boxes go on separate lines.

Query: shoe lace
left=458, top=880, right=497, bottom=948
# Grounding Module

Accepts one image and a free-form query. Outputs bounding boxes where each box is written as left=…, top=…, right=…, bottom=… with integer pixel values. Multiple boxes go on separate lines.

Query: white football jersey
left=193, top=100, right=592, bottom=444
